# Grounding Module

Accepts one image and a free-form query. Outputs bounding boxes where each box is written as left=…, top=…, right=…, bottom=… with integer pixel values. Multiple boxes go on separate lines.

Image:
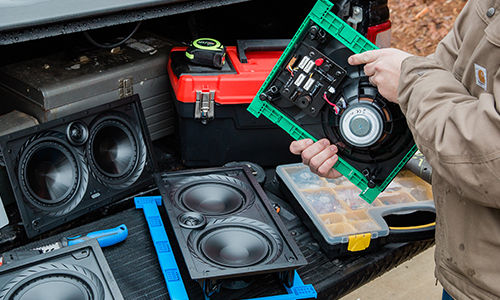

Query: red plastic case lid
left=168, top=46, right=282, bottom=104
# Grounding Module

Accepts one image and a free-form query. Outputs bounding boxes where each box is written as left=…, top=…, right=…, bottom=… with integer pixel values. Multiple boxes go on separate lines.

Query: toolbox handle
left=236, top=39, right=290, bottom=63
left=383, top=209, right=436, bottom=243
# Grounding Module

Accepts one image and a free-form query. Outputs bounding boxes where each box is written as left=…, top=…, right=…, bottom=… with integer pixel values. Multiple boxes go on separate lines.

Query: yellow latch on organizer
left=347, top=233, right=372, bottom=252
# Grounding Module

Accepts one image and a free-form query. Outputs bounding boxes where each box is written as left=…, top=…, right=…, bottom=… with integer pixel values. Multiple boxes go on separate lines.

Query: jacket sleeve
left=397, top=1, right=500, bottom=209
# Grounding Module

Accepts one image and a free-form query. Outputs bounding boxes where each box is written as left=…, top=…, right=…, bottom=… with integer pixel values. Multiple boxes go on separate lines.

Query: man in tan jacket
left=291, top=0, right=500, bottom=299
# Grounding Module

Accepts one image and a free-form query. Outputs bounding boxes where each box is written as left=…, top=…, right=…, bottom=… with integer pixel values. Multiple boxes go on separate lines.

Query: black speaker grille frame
left=0, top=239, right=123, bottom=300
left=0, top=95, right=157, bottom=238
left=156, top=166, right=307, bottom=282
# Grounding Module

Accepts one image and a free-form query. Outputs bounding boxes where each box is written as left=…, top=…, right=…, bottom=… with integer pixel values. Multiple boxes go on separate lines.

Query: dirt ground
left=388, top=0, right=467, bottom=56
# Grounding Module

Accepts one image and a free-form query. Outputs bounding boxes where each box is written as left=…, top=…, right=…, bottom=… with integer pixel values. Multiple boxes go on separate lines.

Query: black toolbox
left=167, top=40, right=301, bottom=167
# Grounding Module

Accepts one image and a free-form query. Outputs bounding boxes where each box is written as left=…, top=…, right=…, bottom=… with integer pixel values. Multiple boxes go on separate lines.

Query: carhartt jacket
left=398, top=0, right=500, bottom=299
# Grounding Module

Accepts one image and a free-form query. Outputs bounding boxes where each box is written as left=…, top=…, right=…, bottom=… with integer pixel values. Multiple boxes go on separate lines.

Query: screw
left=310, top=107, right=316, bottom=113
left=353, top=7, right=361, bottom=15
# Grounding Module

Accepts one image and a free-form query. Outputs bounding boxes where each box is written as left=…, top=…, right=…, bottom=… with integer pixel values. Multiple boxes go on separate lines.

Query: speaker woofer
left=188, top=217, right=283, bottom=268
left=0, top=263, right=104, bottom=300
left=18, top=132, right=88, bottom=217
left=169, top=175, right=255, bottom=216
left=87, top=111, right=146, bottom=189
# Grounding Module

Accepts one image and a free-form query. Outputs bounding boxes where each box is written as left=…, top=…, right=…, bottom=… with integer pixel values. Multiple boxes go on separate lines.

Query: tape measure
left=185, top=38, right=226, bottom=68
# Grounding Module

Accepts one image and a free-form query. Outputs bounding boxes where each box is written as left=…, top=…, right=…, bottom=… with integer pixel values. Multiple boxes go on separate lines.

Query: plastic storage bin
left=277, top=163, right=435, bottom=258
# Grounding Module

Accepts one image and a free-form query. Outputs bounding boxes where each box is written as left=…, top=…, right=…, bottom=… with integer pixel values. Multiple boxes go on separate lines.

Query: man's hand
left=289, top=138, right=342, bottom=179
left=348, top=48, right=413, bottom=103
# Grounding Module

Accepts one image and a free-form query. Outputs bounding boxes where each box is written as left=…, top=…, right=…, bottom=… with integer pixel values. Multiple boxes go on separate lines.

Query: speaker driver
left=18, top=131, right=88, bottom=217
left=339, top=102, right=384, bottom=148
left=170, top=175, right=256, bottom=216
left=0, top=263, right=105, bottom=300
left=87, top=111, right=147, bottom=189
left=188, top=217, right=283, bottom=268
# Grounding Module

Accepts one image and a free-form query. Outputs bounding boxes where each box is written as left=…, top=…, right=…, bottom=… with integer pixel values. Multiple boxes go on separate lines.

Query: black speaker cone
left=201, top=227, right=270, bottom=267
left=170, top=175, right=256, bottom=216
left=182, top=184, right=244, bottom=215
left=188, top=217, right=284, bottom=268
left=0, top=263, right=104, bottom=300
left=92, top=125, right=134, bottom=177
left=87, top=111, right=147, bottom=189
left=10, top=276, right=93, bottom=300
left=18, top=132, right=88, bottom=217
left=27, top=146, right=76, bottom=202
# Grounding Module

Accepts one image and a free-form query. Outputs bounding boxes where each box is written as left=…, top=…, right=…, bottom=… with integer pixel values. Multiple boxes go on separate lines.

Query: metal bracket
left=135, top=195, right=317, bottom=300
left=194, top=91, right=215, bottom=124
left=119, top=77, right=134, bottom=98
left=347, top=6, right=363, bottom=30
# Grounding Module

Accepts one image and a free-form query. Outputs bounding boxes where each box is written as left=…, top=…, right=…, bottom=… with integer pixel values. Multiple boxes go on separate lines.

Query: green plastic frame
left=247, top=0, right=417, bottom=203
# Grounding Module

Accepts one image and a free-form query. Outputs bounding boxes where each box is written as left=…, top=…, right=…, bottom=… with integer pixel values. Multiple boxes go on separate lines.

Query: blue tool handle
left=66, top=224, right=128, bottom=247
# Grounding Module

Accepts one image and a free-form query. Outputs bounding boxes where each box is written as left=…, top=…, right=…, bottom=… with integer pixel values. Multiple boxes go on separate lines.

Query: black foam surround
left=0, top=240, right=123, bottom=300
left=0, top=95, right=156, bottom=238
left=156, top=166, right=306, bottom=297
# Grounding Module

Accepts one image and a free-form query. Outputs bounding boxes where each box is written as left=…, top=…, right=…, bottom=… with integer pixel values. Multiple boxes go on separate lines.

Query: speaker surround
left=0, top=240, right=123, bottom=300
left=156, top=166, right=306, bottom=296
left=0, top=95, right=156, bottom=238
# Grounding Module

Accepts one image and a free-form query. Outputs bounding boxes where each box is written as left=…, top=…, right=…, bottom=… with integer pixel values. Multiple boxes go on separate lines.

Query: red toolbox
left=168, top=40, right=301, bottom=167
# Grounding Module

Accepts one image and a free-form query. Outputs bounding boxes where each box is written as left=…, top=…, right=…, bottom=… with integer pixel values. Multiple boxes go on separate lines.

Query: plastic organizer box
left=277, top=163, right=436, bottom=258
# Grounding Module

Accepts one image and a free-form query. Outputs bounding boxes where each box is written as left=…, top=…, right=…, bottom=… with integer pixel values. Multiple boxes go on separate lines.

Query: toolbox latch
left=119, top=77, right=134, bottom=98
left=195, top=91, right=215, bottom=124
left=347, top=233, right=371, bottom=252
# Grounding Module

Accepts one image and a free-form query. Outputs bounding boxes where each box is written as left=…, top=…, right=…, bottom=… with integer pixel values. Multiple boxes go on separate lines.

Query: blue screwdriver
left=33, top=224, right=128, bottom=253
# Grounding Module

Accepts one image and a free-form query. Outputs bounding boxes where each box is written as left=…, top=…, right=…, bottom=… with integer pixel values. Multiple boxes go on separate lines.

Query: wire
left=323, top=92, right=339, bottom=114
left=83, top=21, right=142, bottom=49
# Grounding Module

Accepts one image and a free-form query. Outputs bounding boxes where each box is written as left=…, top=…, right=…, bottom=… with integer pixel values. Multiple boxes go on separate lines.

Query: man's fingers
left=289, top=139, right=343, bottom=179
left=308, top=143, right=338, bottom=172
left=315, top=154, right=342, bottom=179
left=348, top=49, right=383, bottom=66
left=289, top=139, right=314, bottom=155
left=348, top=53, right=369, bottom=66
left=301, top=139, right=330, bottom=165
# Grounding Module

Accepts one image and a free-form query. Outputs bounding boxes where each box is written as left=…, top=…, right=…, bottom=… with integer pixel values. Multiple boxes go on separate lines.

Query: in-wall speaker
left=0, top=239, right=124, bottom=300
left=155, top=166, right=307, bottom=298
left=0, top=95, right=156, bottom=238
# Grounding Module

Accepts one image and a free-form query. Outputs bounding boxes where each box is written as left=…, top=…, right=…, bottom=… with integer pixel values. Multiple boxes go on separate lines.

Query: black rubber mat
left=3, top=168, right=434, bottom=300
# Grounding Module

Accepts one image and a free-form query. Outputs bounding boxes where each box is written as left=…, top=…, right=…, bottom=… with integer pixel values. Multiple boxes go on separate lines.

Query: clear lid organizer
left=277, top=163, right=435, bottom=257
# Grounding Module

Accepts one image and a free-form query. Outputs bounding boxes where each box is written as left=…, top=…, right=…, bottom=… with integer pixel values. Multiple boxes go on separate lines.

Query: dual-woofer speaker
left=0, top=239, right=123, bottom=300
left=156, top=166, right=307, bottom=298
left=0, top=95, right=156, bottom=238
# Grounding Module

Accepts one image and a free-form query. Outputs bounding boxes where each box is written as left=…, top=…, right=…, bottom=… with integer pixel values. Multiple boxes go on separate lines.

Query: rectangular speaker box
left=155, top=165, right=307, bottom=293
left=0, top=239, right=124, bottom=300
left=167, top=40, right=301, bottom=167
left=0, top=94, right=157, bottom=238
left=0, top=33, right=176, bottom=141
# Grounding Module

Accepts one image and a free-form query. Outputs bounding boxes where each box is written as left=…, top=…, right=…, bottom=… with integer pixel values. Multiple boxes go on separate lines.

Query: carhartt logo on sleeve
left=475, top=63, right=487, bottom=91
